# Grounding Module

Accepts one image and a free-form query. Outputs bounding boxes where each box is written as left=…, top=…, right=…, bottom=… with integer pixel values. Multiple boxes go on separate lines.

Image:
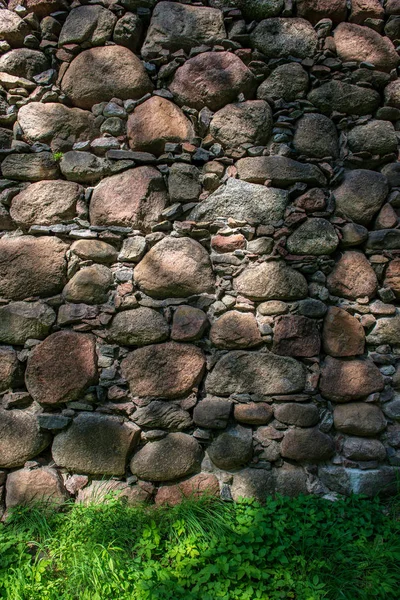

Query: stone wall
left=1, top=0, right=400, bottom=511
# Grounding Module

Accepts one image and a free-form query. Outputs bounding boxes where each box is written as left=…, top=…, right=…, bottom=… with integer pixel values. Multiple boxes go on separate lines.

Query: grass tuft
left=0, top=492, right=400, bottom=600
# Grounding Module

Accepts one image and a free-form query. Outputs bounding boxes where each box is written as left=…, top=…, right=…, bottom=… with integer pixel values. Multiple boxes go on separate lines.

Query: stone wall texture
left=1, top=0, right=400, bottom=510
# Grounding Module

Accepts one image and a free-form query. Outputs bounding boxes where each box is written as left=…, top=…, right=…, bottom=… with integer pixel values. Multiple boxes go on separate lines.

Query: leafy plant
left=52, top=151, right=64, bottom=162
left=1, top=493, right=400, bottom=600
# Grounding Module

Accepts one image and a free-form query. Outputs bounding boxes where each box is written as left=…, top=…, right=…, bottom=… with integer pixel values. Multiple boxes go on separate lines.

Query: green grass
left=1, top=493, right=400, bottom=600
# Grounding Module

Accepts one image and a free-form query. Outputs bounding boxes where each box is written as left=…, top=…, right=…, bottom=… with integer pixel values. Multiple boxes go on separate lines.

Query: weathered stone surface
left=210, top=311, right=262, bottom=349
left=320, top=357, right=384, bottom=402
left=10, top=180, right=82, bottom=227
left=334, top=403, right=387, bottom=436
left=52, top=413, right=140, bottom=476
left=189, top=178, right=287, bottom=226
left=366, top=229, right=400, bottom=251
left=236, top=156, right=326, bottom=187
left=118, top=237, right=147, bottom=263
left=25, top=331, right=98, bottom=406
left=134, top=237, right=214, bottom=298
left=60, top=151, right=106, bottom=184
left=234, top=403, right=273, bottom=425
left=130, top=433, right=203, bottom=481
left=0, top=48, right=49, bottom=79
left=155, top=473, right=220, bottom=506
left=61, top=46, right=153, bottom=110
left=207, top=351, right=306, bottom=396
left=59, top=5, right=116, bottom=46
left=322, top=307, right=365, bottom=357
left=208, top=425, right=253, bottom=470
left=384, top=80, right=400, bottom=108
left=8, top=0, right=66, bottom=18
left=212, top=234, right=246, bottom=254
left=234, top=261, right=308, bottom=301
left=347, top=120, right=397, bottom=156
left=350, top=0, right=384, bottom=23
left=169, top=51, right=256, bottom=111
left=0, top=346, right=20, bottom=392
left=18, top=103, right=98, bottom=149
left=107, top=308, right=169, bottom=346
left=384, top=259, right=400, bottom=299
left=71, top=240, right=118, bottom=264
left=77, top=480, right=151, bottom=505
left=383, top=395, right=400, bottom=420
left=127, top=97, right=194, bottom=155
left=230, top=468, right=275, bottom=502
left=0, top=10, right=30, bottom=47
left=286, top=218, right=339, bottom=256
left=89, top=167, right=167, bottom=232
left=133, top=401, right=192, bottom=431
left=63, top=265, right=113, bottom=305
left=142, top=2, right=225, bottom=57
left=319, top=466, right=400, bottom=496
left=308, top=80, right=380, bottom=115
left=333, top=169, right=388, bottom=226
left=293, top=114, right=339, bottom=159
left=193, top=397, right=232, bottom=429
left=168, top=163, right=201, bottom=204
left=121, top=342, right=205, bottom=399
left=0, top=408, right=51, bottom=468
left=0, top=236, right=67, bottom=300
left=113, top=12, right=143, bottom=51
left=0, top=301, right=55, bottom=345
left=297, top=0, right=347, bottom=24
left=6, top=467, right=69, bottom=508
left=340, top=223, right=369, bottom=247
left=273, top=315, right=321, bottom=358
left=274, top=403, right=319, bottom=427
left=1, top=153, right=60, bottom=181
left=366, top=315, right=400, bottom=345
left=251, top=18, right=318, bottom=59
left=257, top=63, right=309, bottom=102
left=342, top=437, right=386, bottom=461
left=375, top=203, right=398, bottom=230
left=281, top=427, right=334, bottom=462
left=171, top=306, right=208, bottom=342
left=334, top=23, right=399, bottom=72
left=210, top=100, right=272, bottom=151
left=326, top=251, right=378, bottom=300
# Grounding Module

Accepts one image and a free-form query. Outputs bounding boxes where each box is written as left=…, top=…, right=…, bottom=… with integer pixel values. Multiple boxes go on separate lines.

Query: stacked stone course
left=1, top=0, right=400, bottom=510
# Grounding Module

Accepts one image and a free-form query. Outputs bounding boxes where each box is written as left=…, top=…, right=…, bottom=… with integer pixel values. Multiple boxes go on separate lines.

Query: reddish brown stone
left=211, top=234, right=246, bottom=253
left=334, top=23, right=399, bottom=72
left=273, top=315, right=320, bottom=357
left=6, top=467, right=69, bottom=508
left=334, top=403, right=387, bottom=436
left=384, top=258, right=400, bottom=299
left=121, top=342, right=205, bottom=399
left=61, top=46, right=153, bottom=110
left=320, top=356, right=384, bottom=402
left=155, top=473, right=220, bottom=506
left=322, top=307, right=365, bottom=357
left=134, top=237, right=215, bottom=299
left=294, top=188, right=326, bottom=212
left=327, top=251, right=378, bottom=300
left=296, top=0, right=347, bottom=25
left=169, top=51, right=256, bottom=111
left=281, top=427, right=335, bottom=462
left=349, top=0, right=384, bottom=24
left=374, top=204, right=398, bottom=230
left=8, top=0, right=67, bottom=18
left=25, top=331, right=98, bottom=406
left=90, top=167, right=167, bottom=232
left=0, top=235, right=68, bottom=301
left=127, top=96, right=194, bottom=155
left=210, top=311, right=262, bottom=349
left=234, top=402, right=273, bottom=425
left=171, top=306, right=208, bottom=342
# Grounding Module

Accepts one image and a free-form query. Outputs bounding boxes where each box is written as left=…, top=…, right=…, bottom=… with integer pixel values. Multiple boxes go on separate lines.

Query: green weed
left=0, top=493, right=399, bottom=600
